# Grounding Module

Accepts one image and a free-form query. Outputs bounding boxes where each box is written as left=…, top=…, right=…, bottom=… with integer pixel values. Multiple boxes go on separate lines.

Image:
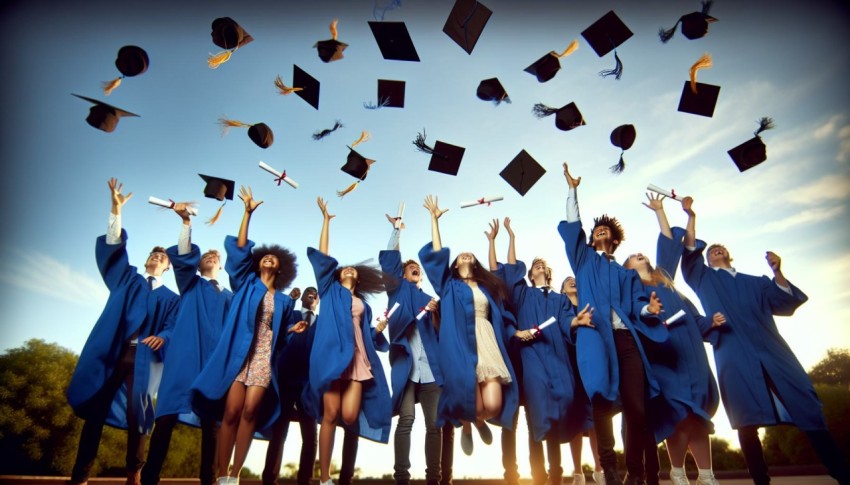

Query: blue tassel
left=363, top=97, right=390, bottom=110
left=609, top=152, right=626, bottom=174
left=373, top=0, right=402, bottom=21
left=599, top=50, right=623, bottom=80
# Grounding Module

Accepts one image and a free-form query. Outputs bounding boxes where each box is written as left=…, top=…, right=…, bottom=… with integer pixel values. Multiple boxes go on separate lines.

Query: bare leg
left=570, top=434, right=584, bottom=474
left=340, top=380, right=363, bottom=426
left=319, top=381, right=342, bottom=482
left=589, top=428, right=602, bottom=472
left=231, top=385, right=268, bottom=477
left=684, top=417, right=712, bottom=470
left=665, top=423, right=690, bottom=467
left=478, top=379, right=503, bottom=421
left=218, top=382, right=247, bottom=477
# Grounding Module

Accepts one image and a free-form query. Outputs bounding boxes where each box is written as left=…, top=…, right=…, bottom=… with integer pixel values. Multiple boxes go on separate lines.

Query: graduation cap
left=102, top=45, right=149, bottom=96
left=72, top=93, right=139, bottom=133
left=677, top=53, right=720, bottom=117
left=199, top=174, right=235, bottom=225
left=443, top=0, right=492, bottom=55
left=338, top=147, right=376, bottom=197
left=412, top=130, right=466, bottom=176
left=293, top=65, right=320, bottom=110
left=581, top=11, right=633, bottom=79
left=532, top=102, right=586, bottom=131
left=524, top=40, right=579, bottom=83
left=365, top=79, right=405, bottom=109
left=609, top=124, right=636, bottom=174
left=727, top=117, right=775, bottom=172
left=315, top=19, right=348, bottom=63
left=476, top=78, right=510, bottom=105
left=659, top=1, right=718, bottom=42
left=368, top=21, right=420, bottom=61
left=217, top=118, right=274, bottom=148
left=209, top=17, right=253, bottom=68
left=500, top=150, right=546, bottom=196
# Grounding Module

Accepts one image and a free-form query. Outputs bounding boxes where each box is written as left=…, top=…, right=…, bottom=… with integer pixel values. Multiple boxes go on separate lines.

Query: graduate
left=418, top=195, right=519, bottom=457
left=680, top=198, right=850, bottom=485
left=558, top=164, right=665, bottom=485
left=191, top=186, right=304, bottom=485
left=622, top=193, right=721, bottom=485
left=141, top=204, right=234, bottom=485
left=488, top=217, right=592, bottom=485
left=303, top=197, right=392, bottom=485
left=67, top=178, right=179, bottom=485
left=378, top=211, right=448, bottom=485
left=560, top=276, right=604, bottom=485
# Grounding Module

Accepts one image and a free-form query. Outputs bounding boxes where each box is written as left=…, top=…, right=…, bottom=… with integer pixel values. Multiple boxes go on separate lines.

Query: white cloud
left=812, top=114, right=844, bottom=140
left=750, top=205, right=845, bottom=236
left=0, top=249, right=109, bottom=309
left=787, top=174, right=850, bottom=205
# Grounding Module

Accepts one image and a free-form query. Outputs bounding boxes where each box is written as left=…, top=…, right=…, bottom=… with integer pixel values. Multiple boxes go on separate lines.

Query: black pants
left=338, top=429, right=359, bottom=485
left=141, top=414, right=217, bottom=485
left=262, top=382, right=317, bottom=485
left=739, top=426, right=850, bottom=485
left=593, top=330, right=651, bottom=481
left=502, top=407, right=558, bottom=485
left=71, top=345, right=146, bottom=483
left=440, top=423, right=454, bottom=485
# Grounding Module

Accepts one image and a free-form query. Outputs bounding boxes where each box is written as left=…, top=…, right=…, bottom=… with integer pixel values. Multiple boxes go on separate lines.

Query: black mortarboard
left=211, top=17, right=254, bottom=50
left=476, top=78, right=509, bottom=105
left=341, top=147, right=375, bottom=180
left=199, top=174, right=235, bottom=201
left=728, top=117, right=774, bottom=172
left=115, top=46, right=149, bottom=78
left=500, top=150, right=546, bottom=196
left=248, top=123, right=274, bottom=149
left=677, top=54, right=719, bottom=117
left=72, top=93, right=139, bottom=133
left=374, top=79, right=405, bottom=108
left=443, top=0, right=492, bottom=55
left=412, top=131, right=466, bottom=176
left=532, top=102, right=586, bottom=131
left=524, top=40, right=579, bottom=83
left=293, top=65, right=320, bottom=110
left=581, top=11, right=632, bottom=58
left=609, top=124, right=637, bottom=173
left=368, top=21, right=420, bottom=61
left=315, top=19, right=347, bottom=63
left=659, top=1, right=718, bottom=42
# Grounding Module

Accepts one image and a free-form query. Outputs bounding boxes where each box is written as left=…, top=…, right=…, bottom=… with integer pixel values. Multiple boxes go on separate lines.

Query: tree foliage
left=808, top=348, right=850, bottom=387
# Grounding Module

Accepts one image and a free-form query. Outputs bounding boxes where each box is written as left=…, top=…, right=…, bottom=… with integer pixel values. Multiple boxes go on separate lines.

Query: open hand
left=238, top=186, right=263, bottom=213
left=562, top=163, right=581, bottom=189
left=642, top=192, right=665, bottom=212
left=647, top=291, right=664, bottom=315
left=572, top=303, right=595, bottom=328
left=484, top=218, right=499, bottom=241
left=423, top=195, right=449, bottom=219
left=317, top=197, right=335, bottom=221
left=141, top=335, right=164, bottom=351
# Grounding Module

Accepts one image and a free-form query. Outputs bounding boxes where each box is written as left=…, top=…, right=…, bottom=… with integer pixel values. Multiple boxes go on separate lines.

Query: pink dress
left=235, top=292, right=274, bottom=387
left=341, top=296, right=373, bottom=382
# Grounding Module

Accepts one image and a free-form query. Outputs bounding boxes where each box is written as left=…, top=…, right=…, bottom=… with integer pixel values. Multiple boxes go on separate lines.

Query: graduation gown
left=190, top=236, right=295, bottom=433
left=155, top=244, right=233, bottom=425
left=67, top=230, right=179, bottom=433
left=642, top=228, right=719, bottom=442
left=499, top=261, right=586, bottom=443
left=681, top=238, right=824, bottom=431
left=418, top=243, right=519, bottom=429
left=302, top=248, right=392, bottom=443
left=379, top=249, right=443, bottom=416
left=558, top=220, right=667, bottom=403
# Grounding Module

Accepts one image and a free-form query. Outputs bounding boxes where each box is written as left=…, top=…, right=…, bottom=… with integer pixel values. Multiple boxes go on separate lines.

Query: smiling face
left=560, top=276, right=577, bottom=297
left=199, top=249, right=221, bottom=276
left=707, top=244, right=732, bottom=268
left=301, top=289, right=318, bottom=310
left=403, top=261, right=422, bottom=284
left=340, top=266, right=359, bottom=284
left=455, top=252, right=475, bottom=267
left=145, top=248, right=170, bottom=276
left=624, top=253, right=651, bottom=272
left=528, top=258, right=552, bottom=287
left=592, top=225, right=617, bottom=250
left=260, top=253, right=280, bottom=272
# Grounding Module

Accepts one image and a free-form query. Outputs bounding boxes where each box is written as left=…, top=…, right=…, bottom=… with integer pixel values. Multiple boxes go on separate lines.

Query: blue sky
left=1, top=0, right=849, bottom=479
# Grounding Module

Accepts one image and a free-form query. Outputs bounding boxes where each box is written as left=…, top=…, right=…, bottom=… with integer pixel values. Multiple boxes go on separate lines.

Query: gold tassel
left=208, top=50, right=233, bottom=69
left=217, top=117, right=251, bottom=136
left=337, top=181, right=359, bottom=197
left=205, top=203, right=225, bottom=225
left=350, top=130, right=371, bottom=148
left=689, top=53, right=713, bottom=94
left=330, top=19, right=339, bottom=41
left=102, top=77, right=122, bottom=96
left=554, top=40, right=579, bottom=58
left=274, top=75, right=303, bottom=95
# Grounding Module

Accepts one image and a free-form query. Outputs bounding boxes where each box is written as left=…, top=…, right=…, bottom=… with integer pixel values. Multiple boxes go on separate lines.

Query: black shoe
left=603, top=468, right=623, bottom=485
left=622, top=474, right=645, bottom=485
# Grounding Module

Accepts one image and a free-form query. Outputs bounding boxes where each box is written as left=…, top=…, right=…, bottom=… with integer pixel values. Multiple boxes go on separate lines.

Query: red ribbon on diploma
left=477, top=197, right=491, bottom=206
left=275, top=170, right=287, bottom=186
left=167, top=199, right=176, bottom=208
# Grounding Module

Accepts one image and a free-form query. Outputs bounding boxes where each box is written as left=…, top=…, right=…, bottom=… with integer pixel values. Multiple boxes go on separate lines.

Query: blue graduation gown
left=302, top=248, right=392, bottom=443
left=499, top=261, right=586, bottom=443
left=680, top=238, right=825, bottom=431
left=642, top=228, right=719, bottom=442
left=558, top=220, right=667, bottom=403
left=190, top=236, right=295, bottom=433
left=155, top=244, right=233, bottom=425
left=379, top=249, right=443, bottom=416
left=418, top=243, right=519, bottom=429
left=277, top=308, right=316, bottom=387
left=67, top=230, right=179, bottom=433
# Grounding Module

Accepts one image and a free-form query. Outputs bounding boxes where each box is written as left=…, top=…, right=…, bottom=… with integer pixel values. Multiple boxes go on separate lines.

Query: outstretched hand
left=108, top=178, right=133, bottom=211
left=682, top=196, right=695, bottom=216
left=503, top=217, right=514, bottom=238
left=765, top=251, right=782, bottom=273
left=423, top=195, right=448, bottom=219
left=238, top=186, right=263, bottom=213
left=572, top=303, right=595, bottom=328
left=484, top=218, right=499, bottom=241
left=562, top=163, right=581, bottom=189
left=647, top=291, right=664, bottom=315
left=642, top=192, right=665, bottom=212
left=317, top=197, right=335, bottom=221
left=385, top=213, right=405, bottom=230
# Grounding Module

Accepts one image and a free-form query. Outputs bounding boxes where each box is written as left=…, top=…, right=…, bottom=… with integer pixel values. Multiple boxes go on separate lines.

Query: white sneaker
left=669, top=469, right=690, bottom=485
left=573, top=472, right=586, bottom=485
left=320, top=480, right=335, bottom=485
left=591, top=470, right=605, bottom=485
left=695, top=476, right=719, bottom=485
left=216, top=478, right=228, bottom=485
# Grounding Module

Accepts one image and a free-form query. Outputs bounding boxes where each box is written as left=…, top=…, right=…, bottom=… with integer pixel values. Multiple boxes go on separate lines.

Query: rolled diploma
left=259, top=161, right=299, bottom=189
left=533, top=316, right=557, bottom=334
left=394, top=201, right=405, bottom=229
left=378, top=302, right=401, bottom=325
left=148, top=196, right=198, bottom=216
left=647, top=184, right=685, bottom=202
left=416, top=295, right=441, bottom=320
left=664, top=309, right=686, bottom=325
left=460, top=196, right=504, bottom=208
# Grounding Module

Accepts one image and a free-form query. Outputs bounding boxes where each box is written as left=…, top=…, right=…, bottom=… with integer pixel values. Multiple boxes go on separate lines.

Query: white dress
left=469, top=283, right=511, bottom=384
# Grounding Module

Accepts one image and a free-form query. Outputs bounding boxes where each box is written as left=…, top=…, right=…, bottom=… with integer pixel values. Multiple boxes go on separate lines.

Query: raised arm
left=682, top=196, right=696, bottom=248
left=317, top=197, right=335, bottom=255
left=563, top=163, right=582, bottom=222
left=237, top=186, right=263, bottom=249
left=484, top=218, right=499, bottom=271
left=423, top=195, right=448, bottom=251
left=504, top=217, right=516, bottom=264
left=642, top=192, right=672, bottom=239
left=106, top=177, right=133, bottom=244
left=173, top=202, right=193, bottom=255
left=385, top=212, right=402, bottom=251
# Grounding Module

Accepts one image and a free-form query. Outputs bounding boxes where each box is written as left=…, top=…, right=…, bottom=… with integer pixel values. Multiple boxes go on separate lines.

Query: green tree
left=808, top=348, right=850, bottom=387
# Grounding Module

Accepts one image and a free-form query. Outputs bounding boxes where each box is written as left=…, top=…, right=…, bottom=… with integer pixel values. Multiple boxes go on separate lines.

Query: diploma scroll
left=647, top=184, right=686, bottom=202
left=148, top=196, right=198, bottom=216
left=531, top=316, right=557, bottom=336
left=259, top=161, right=299, bottom=189
left=664, top=309, right=686, bottom=326
left=416, top=295, right=441, bottom=320
left=394, top=201, right=405, bottom=229
left=460, top=196, right=504, bottom=208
